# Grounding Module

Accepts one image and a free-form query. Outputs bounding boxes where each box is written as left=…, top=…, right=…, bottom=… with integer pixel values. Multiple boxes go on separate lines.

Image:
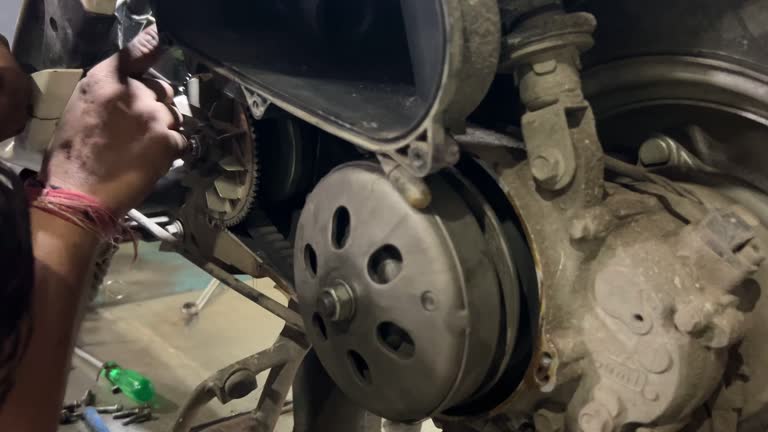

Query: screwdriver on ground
left=74, top=347, right=156, bottom=403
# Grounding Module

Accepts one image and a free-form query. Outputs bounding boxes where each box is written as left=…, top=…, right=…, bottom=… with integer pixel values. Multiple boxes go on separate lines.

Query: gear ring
left=202, top=103, right=259, bottom=227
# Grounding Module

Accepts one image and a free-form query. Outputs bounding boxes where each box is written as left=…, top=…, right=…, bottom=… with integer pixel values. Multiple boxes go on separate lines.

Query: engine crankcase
left=474, top=150, right=768, bottom=432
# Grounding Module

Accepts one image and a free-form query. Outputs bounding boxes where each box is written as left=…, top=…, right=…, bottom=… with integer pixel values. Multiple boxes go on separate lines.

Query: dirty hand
left=41, top=25, right=187, bottom=216
left=0, top=34, right=32, bottom=141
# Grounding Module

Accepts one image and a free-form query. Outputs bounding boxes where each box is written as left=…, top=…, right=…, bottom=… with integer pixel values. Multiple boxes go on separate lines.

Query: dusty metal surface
left=293, top=162, right=504, bottom=421
left=503, top=9, right=604, bottom=207
left=456, top=145, right=765, bottom=431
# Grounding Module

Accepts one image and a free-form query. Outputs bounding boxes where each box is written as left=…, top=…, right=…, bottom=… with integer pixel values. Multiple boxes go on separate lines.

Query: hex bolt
left=638, top=137, right=672, bottom=166
left=316, top=283, right=356, bottom=322
left=165, top=221, right=184, bottom=239
left=224, top=370, right=258, bottom=400
left=530, top=151, right=564, bottom=188
left=408, top=145, right=429, bottom=171
left=316, top=292, right=337, bottom=318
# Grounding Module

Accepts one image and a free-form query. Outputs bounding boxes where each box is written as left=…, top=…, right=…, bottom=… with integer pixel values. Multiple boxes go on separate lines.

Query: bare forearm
left=0, top=210, right=99, bottom=431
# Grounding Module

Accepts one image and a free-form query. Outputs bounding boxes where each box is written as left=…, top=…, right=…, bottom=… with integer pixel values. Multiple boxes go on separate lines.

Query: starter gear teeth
left=204, top=105, right=260, bottom=227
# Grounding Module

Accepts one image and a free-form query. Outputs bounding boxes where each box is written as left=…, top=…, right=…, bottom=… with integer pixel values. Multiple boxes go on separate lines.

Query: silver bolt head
left=638, top=137, right=672, bottom=166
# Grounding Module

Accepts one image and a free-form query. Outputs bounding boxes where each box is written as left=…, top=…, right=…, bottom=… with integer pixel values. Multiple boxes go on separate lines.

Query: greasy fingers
left=144, top=102, right=184, bottom=150
left=165, top=130, right=188, bottom=154
left=139, top=78, right=175, bottom=103
left=119, top=25, right=164, bottom=78
left=42, top=25, right=185, bottom=215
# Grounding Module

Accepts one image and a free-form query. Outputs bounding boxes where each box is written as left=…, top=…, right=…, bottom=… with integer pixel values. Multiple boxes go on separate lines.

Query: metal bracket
left=242, top=86, right=272, bottom=120
left=163, top=204, right=301, bottom=331
left=171, top=204, right=294, bottom=295
left=172, top=328, right=309, bottom=432
left=504, top=10, right=604, bottom=207
left=521, top=103, right=578, bottom=190
left=385, top=125, right=462, bottom=178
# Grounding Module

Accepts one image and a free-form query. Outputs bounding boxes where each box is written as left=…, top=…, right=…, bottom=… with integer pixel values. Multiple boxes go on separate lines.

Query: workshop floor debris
left=59, top=243, right=293, bottom=432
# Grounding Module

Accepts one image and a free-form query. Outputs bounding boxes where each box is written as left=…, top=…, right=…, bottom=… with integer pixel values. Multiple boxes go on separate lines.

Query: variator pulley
left=294, top=162, right=522, bottom=421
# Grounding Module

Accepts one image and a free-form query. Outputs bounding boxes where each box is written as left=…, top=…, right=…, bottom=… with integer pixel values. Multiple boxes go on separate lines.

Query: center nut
left=316, top=282, right=356, bottom=322
left=294, top=162, right=521, bottom=421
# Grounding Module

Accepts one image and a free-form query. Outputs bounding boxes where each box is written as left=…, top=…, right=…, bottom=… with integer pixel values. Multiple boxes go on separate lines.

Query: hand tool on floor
left=59, top=390, right=124, bottom=427
left=62, top=389, right=96, bottom=412
left=74, top=347, right=156, bottom=403
left=181, top=278, right=221, bottom=317
left=59, top=389, right=98, bottom=424
left=95, top=404, right=124, bottom=414
left=59, top=410, right=83, bottom=425
left=113, top=405, right=156, bottom=426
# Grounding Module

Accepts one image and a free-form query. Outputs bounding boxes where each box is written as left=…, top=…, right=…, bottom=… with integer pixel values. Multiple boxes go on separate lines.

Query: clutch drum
left=294, top=162, right=503, bottom=421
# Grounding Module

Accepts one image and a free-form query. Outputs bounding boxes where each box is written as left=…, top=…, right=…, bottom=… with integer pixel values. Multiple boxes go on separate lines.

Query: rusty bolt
left=638, top=137, right=672, bottom=166
left=408, top=145, right=428, bottom=170
left=530, top=151, right=564, bottom=188
left=578, top=401, right=614, bottom=432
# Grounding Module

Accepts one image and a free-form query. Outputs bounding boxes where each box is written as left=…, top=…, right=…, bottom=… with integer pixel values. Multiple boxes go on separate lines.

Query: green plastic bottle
left=101, top=361, right=156, bottom=403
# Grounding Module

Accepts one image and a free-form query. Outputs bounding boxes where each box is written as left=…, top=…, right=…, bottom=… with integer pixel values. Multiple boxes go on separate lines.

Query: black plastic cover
left=154, top=0, right=448, bottom=144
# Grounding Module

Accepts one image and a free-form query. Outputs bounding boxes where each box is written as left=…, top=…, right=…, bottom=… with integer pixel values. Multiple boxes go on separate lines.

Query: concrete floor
left=59, top=243, right=293, bottom=432
left=59, top=242, right=439, bottom=432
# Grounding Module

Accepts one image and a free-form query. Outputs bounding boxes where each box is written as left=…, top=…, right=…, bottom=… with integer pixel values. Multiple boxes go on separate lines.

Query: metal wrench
left=181, top=278, right=221, bottom=317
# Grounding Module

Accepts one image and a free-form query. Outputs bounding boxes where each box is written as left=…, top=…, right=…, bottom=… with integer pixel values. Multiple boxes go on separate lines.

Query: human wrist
left=30, top=209, right=100, bottom=285
left=44, top=173, right=134, bottom=217
left=30, top=208, right=100, bottom=244
left=27, top=180, right=128, bottom=241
